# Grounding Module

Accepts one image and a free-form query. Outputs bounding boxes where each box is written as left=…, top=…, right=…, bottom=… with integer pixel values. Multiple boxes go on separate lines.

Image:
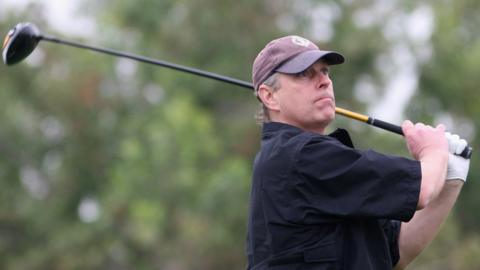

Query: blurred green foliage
left=0, top=0, right=479, bottom=269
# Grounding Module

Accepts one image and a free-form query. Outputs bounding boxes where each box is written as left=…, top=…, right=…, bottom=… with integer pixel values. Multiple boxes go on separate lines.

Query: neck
left=269, top=117, right=328, bottom=135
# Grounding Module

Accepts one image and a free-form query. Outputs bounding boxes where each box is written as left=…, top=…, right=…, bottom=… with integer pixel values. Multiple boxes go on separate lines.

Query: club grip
left=369, top=118, right=404, bottom=135
left=369, top=118, right=473, bottom=159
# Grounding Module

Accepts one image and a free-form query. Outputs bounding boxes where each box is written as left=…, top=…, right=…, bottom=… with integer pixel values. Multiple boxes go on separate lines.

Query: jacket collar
left=262, top=122, right=354, bottom=148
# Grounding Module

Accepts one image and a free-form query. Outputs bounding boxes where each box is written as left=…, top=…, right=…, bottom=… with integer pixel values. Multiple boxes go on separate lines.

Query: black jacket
left=246, top=122, right=421, bottom=269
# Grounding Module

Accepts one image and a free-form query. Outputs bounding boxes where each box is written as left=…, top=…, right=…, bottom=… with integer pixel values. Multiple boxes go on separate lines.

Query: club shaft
left=38, top=34, right=472, bottom=158
left=40, top=35, right=253, bottom=89
left=335, top=108, right=403, bottom=134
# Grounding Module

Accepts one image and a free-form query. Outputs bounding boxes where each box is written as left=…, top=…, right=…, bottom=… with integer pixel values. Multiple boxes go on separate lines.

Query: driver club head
left=2, top=22, right=42, bottom=65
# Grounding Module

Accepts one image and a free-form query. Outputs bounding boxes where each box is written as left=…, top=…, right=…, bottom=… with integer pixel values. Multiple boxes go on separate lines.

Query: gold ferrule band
left=335, top=107, right=369, bottom=122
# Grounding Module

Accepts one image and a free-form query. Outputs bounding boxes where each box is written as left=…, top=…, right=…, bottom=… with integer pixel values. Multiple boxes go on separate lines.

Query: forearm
left=395, top=180, right=463, bottom=269
left=416, top=152, right=448, bottom=209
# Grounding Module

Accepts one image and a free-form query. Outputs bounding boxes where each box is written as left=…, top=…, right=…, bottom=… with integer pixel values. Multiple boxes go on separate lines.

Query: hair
left=255, top=72, right=281, bottom=124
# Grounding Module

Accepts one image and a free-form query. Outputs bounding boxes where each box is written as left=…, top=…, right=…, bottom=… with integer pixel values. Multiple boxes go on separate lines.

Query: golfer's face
left=275, top=61, right=335, bottom=133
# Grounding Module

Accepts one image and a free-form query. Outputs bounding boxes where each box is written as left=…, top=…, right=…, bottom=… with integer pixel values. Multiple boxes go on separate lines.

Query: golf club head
left=2, top=22, right=42, bottom=65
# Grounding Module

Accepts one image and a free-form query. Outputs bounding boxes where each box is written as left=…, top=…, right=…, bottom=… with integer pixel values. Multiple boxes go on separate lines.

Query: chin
left=311, top=114, right=334, bottom=132
left=324, top=109, right=336, bottom=123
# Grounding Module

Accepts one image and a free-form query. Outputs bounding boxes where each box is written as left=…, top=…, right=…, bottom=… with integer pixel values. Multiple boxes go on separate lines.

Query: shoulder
left=298, top=130, right=358, bottom=159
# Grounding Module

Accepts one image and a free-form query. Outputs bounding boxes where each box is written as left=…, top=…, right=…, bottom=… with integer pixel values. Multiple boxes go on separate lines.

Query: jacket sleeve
left=290, top=136, right=421, bottom=224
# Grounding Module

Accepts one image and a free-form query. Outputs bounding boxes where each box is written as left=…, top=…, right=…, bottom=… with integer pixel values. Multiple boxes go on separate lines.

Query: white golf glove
left=445, top=132, right=470, bottom=182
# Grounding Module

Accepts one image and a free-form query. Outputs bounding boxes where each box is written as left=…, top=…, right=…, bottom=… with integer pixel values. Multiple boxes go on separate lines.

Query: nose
left=315, top=72, right=331, bottom=89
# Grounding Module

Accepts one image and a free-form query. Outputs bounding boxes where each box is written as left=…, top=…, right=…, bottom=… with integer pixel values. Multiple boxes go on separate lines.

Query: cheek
left=277, top=89, right=300, bottom=108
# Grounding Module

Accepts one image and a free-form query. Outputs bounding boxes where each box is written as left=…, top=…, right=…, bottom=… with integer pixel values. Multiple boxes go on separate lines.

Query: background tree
left=0, top=0, right=478, bottom=269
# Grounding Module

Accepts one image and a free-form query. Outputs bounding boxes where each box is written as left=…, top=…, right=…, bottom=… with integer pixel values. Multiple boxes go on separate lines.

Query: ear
left=257, top=84, right=280, bottom=112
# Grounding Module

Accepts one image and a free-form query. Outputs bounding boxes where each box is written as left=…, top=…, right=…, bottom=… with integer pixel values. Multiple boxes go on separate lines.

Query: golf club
left=2, top=22, right=473, bottom=159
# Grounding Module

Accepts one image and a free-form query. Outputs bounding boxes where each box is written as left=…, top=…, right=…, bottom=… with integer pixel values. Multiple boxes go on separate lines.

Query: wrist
left=419, top=149, right=448, bottom=165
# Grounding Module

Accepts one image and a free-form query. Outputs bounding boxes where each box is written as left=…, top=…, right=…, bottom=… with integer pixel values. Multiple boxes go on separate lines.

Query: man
left=246, top=35, right=471, bottom=269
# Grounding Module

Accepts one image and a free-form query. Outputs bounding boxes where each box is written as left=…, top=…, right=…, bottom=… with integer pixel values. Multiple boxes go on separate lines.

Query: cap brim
left=275, top=50, right=345, bottom=74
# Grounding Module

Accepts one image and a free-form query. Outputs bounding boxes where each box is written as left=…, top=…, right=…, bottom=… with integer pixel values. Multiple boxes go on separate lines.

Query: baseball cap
left=252, top=35, right=345, bottom=91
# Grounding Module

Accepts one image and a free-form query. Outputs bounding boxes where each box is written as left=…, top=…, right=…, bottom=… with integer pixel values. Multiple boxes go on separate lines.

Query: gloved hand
left=445, top=132, right=470, bottom=182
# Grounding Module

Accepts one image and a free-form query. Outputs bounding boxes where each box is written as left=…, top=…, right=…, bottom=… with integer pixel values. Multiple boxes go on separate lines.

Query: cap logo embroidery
left=291, top=36, right=311, bottom=47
